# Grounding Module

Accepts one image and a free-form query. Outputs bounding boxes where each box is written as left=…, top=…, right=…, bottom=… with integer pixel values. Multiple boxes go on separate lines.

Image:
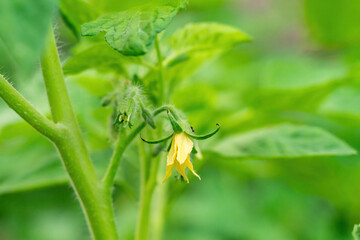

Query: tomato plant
left=1, top=0, right=360, bottom=240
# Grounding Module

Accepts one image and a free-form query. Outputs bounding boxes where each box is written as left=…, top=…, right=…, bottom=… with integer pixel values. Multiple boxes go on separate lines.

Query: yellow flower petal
left=186, top=156, right=201, bottom=180
left=163, top=133, right=200, bottom=183
left=162, top=164, right=174, bottom=183
left=175, top=133, right=193, bottom=165
left=175, top=160, right=189, bottom=183
left=166, top=137, right=177, bottom=165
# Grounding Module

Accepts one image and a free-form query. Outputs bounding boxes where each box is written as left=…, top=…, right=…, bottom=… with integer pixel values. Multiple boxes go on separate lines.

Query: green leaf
left=60, top=0, right=99, bottom=37
left=0, top=157, right=67, bottom=195
left=172, top=83, right=217, bottom=111
left=169, top=22, right=251, bottom=60
left=240, top=56, right=347, bottom=112
left=63, top=43, right=141, bottom=75
left=81, top=0, right=188, bottom=56
left=67, top=73, right=114, bottom=97
left=212, top=124, right=356, bottom=158
left=319, top=86, right=360, bottom=117
left=0, top=0, right=57, bottom=76
left=143, top=22, right=250, bottom=104
left=0, top=121, right=65, bottom=194
left=164, top=22, right=250, bottom=80
left=258, top=57, right=346, bottom=90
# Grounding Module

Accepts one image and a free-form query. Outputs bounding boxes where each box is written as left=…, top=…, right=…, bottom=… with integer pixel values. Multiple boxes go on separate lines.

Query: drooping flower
left=163, top=132, right=200, bottom=183
left=141, top=108, right=220, bottom=183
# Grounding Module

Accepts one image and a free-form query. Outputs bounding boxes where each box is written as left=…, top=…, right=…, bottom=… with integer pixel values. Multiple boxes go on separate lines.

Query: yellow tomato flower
left=141, top=108, right=220, bottom=183
left=163, top=132, right=200, bottom=183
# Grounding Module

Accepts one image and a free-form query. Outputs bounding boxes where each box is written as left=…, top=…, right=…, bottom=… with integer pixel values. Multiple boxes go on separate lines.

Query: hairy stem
left=135, top=138, right=152, bottom=240
left=135, top=186, right=153, bottom=240
left=103, top=123, right=146, bottom=189
left=103, top=106, right=168, bottom=191
left=150, top=173, right=168, bottom=240
left=135, top=153, right=162, bottom=240
left=41, top=26, right=118, bottom=240
left=0, top=75, right=59, bottom=140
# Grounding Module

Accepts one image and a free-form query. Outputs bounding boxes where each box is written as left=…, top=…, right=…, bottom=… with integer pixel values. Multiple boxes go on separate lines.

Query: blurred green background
left=1, top=0, right=360, bottom=239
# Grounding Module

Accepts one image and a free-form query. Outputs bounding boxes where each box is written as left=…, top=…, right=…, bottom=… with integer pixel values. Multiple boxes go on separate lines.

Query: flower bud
left=115, top=86, right=141, bottom=128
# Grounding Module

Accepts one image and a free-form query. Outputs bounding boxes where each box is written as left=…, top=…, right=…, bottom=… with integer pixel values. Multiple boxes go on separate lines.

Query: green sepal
left=141, top=107, right=156, bottom=129
left=167, top=109, right=183, bottom=133
left=167, top=139, right=173, bottom=152
left=185, top=123, right=220, bottom=140
left=168, top=107, right=180, bottom=120
left=141, top=133, right=174, bottom=144
left=191, top=146, right=197, bottom=154
left=139, top=99, right=156, bottom=129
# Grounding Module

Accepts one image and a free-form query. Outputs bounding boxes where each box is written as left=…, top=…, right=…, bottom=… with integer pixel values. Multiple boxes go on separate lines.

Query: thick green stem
left=41, top=26, right=118, bottom=240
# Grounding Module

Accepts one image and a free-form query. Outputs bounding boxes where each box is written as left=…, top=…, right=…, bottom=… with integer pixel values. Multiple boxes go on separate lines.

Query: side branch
left=102, top=106, right=169, bottom=189
left=0, top=74, right=59, bottom=140
left=103, top=122, right=146, bottom=189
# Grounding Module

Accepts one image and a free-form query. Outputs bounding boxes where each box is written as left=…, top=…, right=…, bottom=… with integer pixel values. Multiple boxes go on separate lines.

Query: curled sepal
left=167, top=109, right=183, bottom=133
left=185, top=123, right=220, bottom=140
left=141, top=108, right=156, bottom=129
left=140, top=133, right=174, bottom=144
left=139, top=101, right=156, bottom=129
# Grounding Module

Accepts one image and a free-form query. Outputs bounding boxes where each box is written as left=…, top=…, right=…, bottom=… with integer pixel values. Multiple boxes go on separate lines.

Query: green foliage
left=170, top=22, right=250, bottom=58
left=81, top=0, right=188, bottom=56
left=213, top=124, right=356, bottom=158
left=0, top=0, right=57, bottom=76
left=141, top=22, right=250, bottom=103
left=68, top=73, right=113, bottom=97
left=60, top=0, right=99, bottom=38
left=319, top=86, right=360, bottom=117
left=0, top=121, right=64, bottom=194
left=305, top=0, right=360, bottom=47
left=63, top=43, right=141, bottom=75
left=165, top=22, right=250, bottom=85
left=172, top=83, right=216, bottom=111
left=2, top=0, right=360, bottom=239
left=258, top=57, right=346, bottom=90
